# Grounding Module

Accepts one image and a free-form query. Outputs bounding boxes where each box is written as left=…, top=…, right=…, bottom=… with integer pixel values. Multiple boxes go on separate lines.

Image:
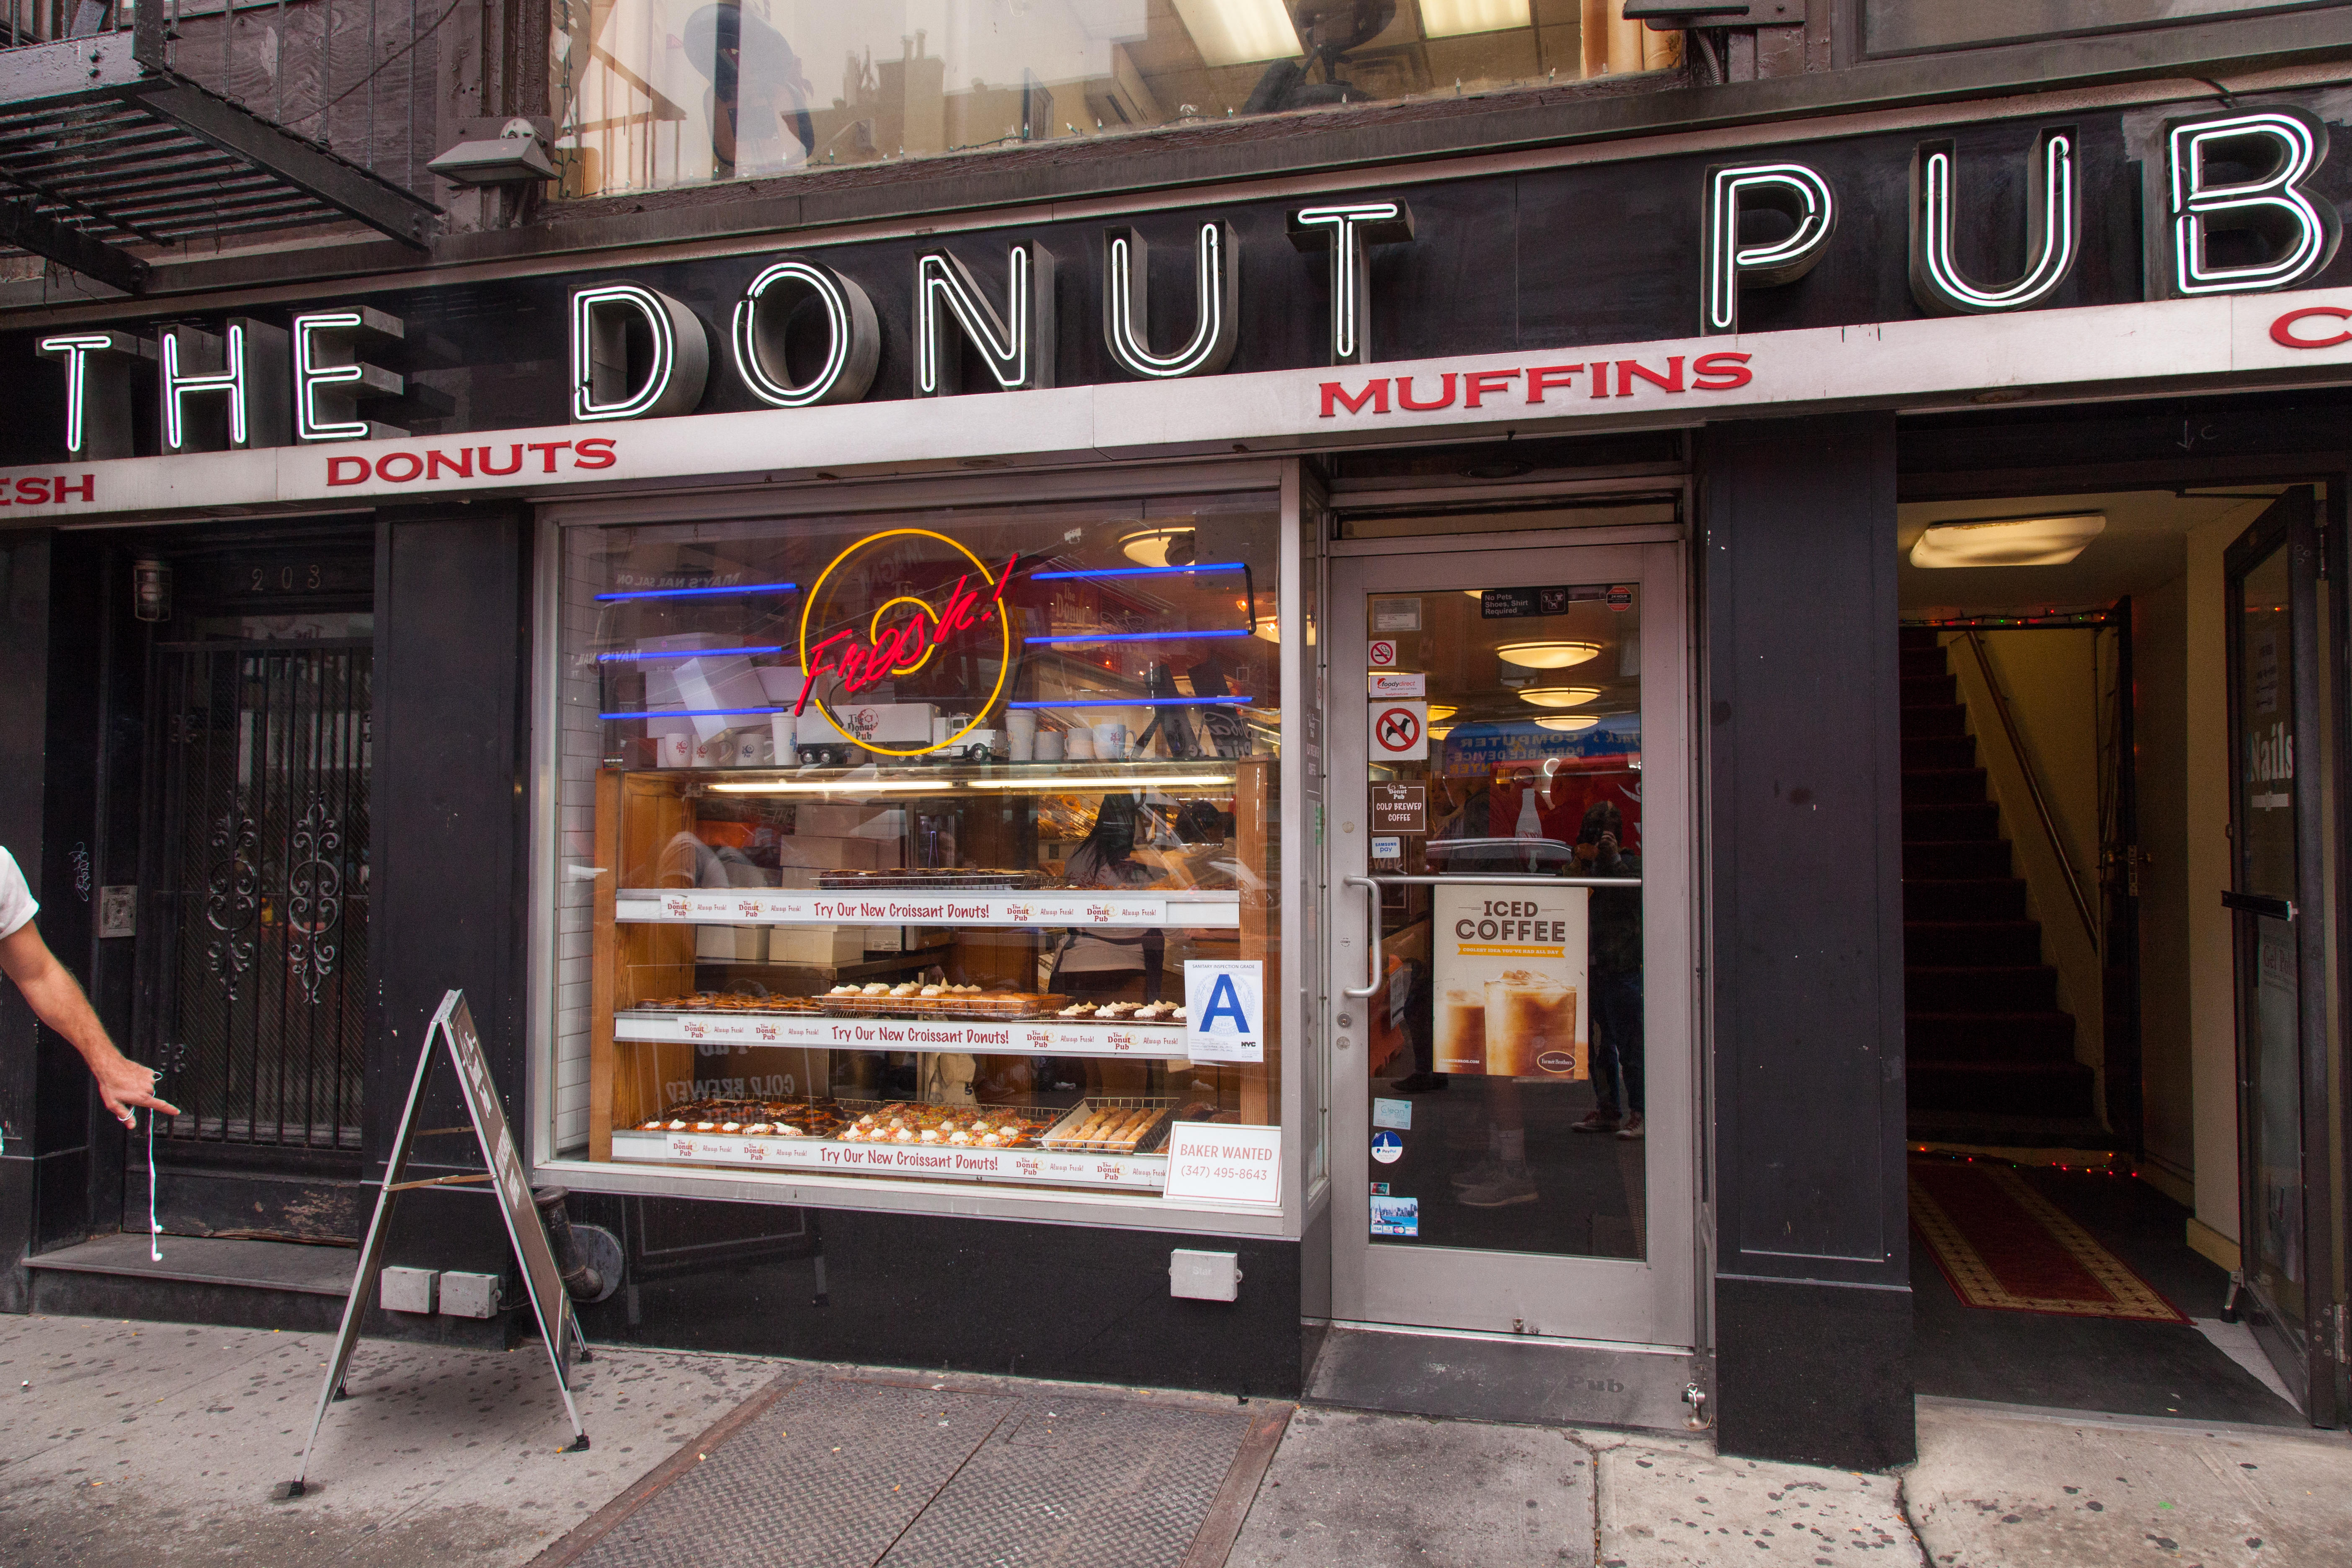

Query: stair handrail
left=1956, top=630, right=2101, bottom=954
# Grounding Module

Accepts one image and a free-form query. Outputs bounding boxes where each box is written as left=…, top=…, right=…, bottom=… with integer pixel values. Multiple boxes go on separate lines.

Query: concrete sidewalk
left=1, top=1312, right=2345, bottom=1567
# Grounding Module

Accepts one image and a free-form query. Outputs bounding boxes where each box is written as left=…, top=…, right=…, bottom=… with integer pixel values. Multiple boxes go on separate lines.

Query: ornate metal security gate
left=142, top=640, right=371, bottom=1153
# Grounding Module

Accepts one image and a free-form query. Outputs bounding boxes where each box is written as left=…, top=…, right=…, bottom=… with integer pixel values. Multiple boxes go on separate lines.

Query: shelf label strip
left=610, top=1130, right=1168, bottom=1189
left=613, top=890, right=1234, bottom=928
left=616, top=1013, right=1193, bottom=1055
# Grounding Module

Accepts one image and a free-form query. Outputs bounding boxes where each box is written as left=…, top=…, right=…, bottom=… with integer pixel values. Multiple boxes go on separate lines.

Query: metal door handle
left=2223, top=890, right=2295, bottom=921
left=1342, top=876, right=1382, bottom=998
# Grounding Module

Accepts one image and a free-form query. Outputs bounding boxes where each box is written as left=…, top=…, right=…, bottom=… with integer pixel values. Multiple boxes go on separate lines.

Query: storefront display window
left=550, top=0, right=1679, bottom=199
left=549, top=492, right=1285, bottom=1204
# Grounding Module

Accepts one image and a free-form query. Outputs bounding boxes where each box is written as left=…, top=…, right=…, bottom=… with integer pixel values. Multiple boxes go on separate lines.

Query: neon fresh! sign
left=796, top=528, right=1016, bottom=757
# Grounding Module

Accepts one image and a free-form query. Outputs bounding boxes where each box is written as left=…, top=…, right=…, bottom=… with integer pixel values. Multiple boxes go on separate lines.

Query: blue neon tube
left=1008, top=697, right=1255, bottom=710
left=595, top=581, right=798, bottom=602
left=1029, top=562, right=1248, bottom=581
left=1023, top=629, right=1253, bottom=646
left=597, top=645, right=787, bottom=661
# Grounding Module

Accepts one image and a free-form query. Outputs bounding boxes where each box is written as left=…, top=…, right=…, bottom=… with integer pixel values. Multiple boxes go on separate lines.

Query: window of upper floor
left=549, top=0, right=1685, bottom=198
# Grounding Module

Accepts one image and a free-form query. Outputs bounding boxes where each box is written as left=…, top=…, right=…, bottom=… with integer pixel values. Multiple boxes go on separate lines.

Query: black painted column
left=0, top=531, right=117, bottom=1307
left=367, top=507, right=534, bottom=1284
left=1700, top=413, right=1914, bottom=1469
left=0, top=532, right=52, bottom=1310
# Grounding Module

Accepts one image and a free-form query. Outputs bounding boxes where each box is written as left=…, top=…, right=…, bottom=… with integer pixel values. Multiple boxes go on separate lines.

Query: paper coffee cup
left=1064, top=726, right=1095, bottom=761
left=1007, top=710, right=1037, bottom=761
left=770, top=712, right=798, bottom=765
left=1034, top=729, right=1065, bottom=762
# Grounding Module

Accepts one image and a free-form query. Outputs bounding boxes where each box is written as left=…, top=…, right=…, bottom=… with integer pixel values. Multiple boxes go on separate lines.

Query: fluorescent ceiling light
left=1426, top=704, right=1458, bottom=722
left=1418, top=0, right=1529, bottom=37
left=1909, top=513, right=2106, bottom=568
left=709, top=778, right=947, bottom=793
left=1517, top=685, right=1602, bottom=709
left=967, top=774, right=1235, bottom=791
left=1534, top=715, right=1599, bottom=733
left=1171, top=0, right=1302, bottom=65
left=1427, top=723, right=1455, bottom=740
left=1497, top=640, right=1601, bottom=669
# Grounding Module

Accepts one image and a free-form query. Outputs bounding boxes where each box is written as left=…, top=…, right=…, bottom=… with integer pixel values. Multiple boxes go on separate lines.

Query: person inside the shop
left=1570, top=801, right=1644, bottom=1141
left=0, top=847, right=179, bottom=1130
left=1048, top=793, right=1163, bottom=1096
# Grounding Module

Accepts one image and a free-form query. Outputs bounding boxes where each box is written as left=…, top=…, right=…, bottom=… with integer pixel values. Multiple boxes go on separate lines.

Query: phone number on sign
left=1176, top=1164, right=1272, bottom=1184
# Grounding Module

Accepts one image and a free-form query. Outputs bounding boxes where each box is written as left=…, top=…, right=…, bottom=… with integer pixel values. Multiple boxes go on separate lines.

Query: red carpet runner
left=1910, top=1160, right=2187, bottom=1323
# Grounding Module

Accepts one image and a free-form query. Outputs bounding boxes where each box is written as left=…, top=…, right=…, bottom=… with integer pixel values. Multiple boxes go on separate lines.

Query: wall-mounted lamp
left=428, top=118, right=557, bottom=186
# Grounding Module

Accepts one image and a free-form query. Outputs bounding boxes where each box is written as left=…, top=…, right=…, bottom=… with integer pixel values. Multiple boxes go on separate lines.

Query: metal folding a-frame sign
left=291, top=990, right=588, bottom=1492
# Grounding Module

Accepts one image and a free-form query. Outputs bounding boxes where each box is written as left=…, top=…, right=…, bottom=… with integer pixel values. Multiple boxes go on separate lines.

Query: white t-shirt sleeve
left=0, top=848, right=35, bottom=941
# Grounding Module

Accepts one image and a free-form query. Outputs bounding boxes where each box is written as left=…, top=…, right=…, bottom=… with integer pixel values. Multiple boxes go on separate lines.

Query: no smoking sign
left=1371, top=701, right=1429, bottom=761
left=1368, top=640, right=1397, bottom=668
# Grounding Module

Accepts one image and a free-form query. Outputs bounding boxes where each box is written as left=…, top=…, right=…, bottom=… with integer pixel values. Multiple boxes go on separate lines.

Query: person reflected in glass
left=1570, top=801, right=1644, bottom=1140
left=683, top=3, right=815, bottom=178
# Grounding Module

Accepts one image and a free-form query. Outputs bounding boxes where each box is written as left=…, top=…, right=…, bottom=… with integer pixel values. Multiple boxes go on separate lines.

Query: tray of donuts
left=1038, top=1096, right=1179, bottom=1156
left=634, top=1099, right=847, bottom=1138
left=832, top=1101, right=1055, bottom=1150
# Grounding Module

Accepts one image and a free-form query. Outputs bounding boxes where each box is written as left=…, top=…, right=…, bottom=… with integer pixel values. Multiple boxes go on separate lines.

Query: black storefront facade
left=2, top=76, right=2350, bottom=1470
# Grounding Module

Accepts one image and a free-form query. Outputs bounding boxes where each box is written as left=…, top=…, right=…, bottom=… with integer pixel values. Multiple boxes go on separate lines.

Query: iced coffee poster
left=1431, top=883, right=1589, bottom=1080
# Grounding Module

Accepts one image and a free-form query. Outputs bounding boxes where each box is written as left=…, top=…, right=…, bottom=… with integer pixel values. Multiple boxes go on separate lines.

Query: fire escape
left=0, top=0, right=439, bottom=293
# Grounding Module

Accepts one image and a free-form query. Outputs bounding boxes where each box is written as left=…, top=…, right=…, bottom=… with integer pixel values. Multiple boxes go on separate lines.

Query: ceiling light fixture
left=1119, top=525, right=1198, bottom=568
left=1426, top=704, right=1458, bottom=722
left=1534, top=715, right=1600, bottom=733
left=1418, top=0, right=1530, bottom=36
left=1496, top=639, right=1602, bottom=669
left=1516, top=685, right=1602, bottom=709
left=1427, top=723, right=1454, bottom=740
left=1908, top=512, right=2107, bottom=568
left=1169, top=0, right=1303, bottom=65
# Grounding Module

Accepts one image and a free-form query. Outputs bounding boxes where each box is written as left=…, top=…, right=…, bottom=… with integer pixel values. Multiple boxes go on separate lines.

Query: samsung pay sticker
left=1184, top=959, right=1265, bottom=1063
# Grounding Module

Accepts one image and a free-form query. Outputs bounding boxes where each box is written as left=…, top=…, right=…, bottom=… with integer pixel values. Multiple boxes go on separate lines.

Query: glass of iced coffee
left=1434, top=988, right=1488, bottom=1075
left=1483, top=970, right=1578, bottom=1078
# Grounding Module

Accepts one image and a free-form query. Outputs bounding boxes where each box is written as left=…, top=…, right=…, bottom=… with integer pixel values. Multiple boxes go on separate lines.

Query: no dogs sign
left=1372, top=701, right=1429, bottom=761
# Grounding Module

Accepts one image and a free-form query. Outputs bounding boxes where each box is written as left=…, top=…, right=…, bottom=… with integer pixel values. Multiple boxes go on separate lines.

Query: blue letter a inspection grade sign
left=1184, top=959, right=1264, bottom=1063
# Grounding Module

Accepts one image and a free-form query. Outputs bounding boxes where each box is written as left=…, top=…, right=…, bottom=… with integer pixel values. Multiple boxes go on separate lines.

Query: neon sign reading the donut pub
left=796, top=528, right=1016, bottom=757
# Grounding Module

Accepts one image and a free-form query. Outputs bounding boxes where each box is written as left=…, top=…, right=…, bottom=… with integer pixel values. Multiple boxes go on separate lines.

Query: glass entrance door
left=2222, top=486, right=2340, bottom=1424
left=1326, top=539, right=1692, bottom=1346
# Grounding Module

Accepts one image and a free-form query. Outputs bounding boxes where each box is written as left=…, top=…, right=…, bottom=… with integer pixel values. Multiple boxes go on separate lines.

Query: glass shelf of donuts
left=618, top=990, right=1189, bottom=1057
left=609, top=1095, right=1201, bottom=1192
left=614, top=887, right=1240, bottom=929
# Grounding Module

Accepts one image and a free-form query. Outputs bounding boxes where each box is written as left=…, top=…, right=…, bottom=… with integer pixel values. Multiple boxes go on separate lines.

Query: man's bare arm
left=0, top=922, right=180, bottom=1126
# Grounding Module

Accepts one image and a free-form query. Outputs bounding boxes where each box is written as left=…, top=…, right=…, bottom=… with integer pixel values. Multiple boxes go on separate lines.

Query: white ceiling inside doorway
left=1895, top=489, right=2288, bottom=617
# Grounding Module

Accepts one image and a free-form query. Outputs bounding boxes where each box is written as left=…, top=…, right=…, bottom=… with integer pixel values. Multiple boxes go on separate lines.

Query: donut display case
left=556, top=494, right=1286, bottom=1199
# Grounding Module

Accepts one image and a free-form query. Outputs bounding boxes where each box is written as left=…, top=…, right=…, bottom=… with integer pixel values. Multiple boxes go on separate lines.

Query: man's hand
left=90, top=1051, right=179, bottom=1128
left=0, top=921, right=180, bottom=1128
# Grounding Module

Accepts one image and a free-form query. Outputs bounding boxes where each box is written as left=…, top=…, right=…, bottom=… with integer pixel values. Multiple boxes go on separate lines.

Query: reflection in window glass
left=551, top=0, right=1681, bottom=197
